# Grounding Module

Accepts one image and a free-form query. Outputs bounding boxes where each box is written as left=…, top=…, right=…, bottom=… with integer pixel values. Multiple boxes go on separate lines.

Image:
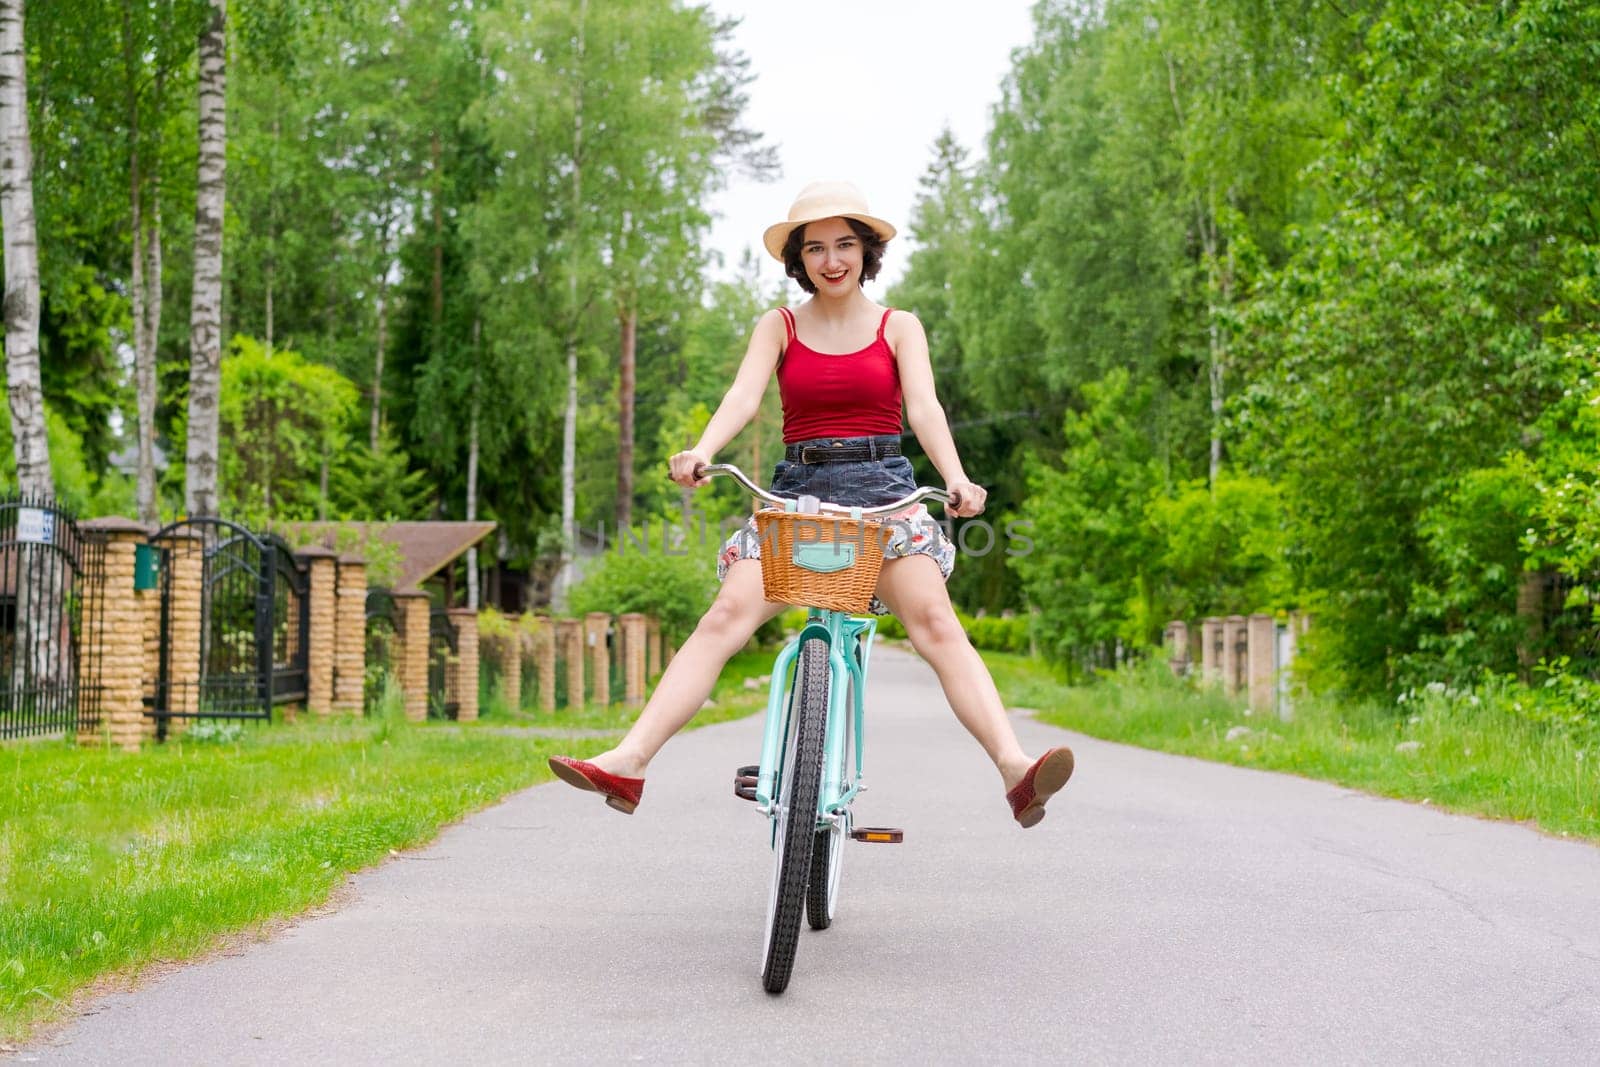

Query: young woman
left=549, top=181, right=1073, bottom=828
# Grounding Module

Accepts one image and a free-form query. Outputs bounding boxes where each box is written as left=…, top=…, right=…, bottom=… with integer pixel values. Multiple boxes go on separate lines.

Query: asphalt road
left=21, top=647, right=1600, bottom=1064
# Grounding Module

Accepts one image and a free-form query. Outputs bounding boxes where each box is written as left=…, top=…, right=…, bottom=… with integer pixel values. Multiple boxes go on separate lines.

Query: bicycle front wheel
left=807, top=664, right=852, bottom=931
left=760, top=635, right=829, bottom=994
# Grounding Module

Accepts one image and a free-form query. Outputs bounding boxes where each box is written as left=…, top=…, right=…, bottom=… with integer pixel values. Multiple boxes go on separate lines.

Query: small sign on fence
left=15, top=507, right=55, bottom=545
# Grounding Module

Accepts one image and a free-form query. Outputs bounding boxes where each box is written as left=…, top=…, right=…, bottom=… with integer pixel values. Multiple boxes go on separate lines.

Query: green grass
left=0, top=646, right=775, bottom=1043
left=478, top=648, right=775, bottom=732
left=984, top=651, right=1600, bottom=842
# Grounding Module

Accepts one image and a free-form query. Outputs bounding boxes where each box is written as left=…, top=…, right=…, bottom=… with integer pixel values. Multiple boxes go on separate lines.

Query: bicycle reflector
left=850, top=827, right=904, bottom=844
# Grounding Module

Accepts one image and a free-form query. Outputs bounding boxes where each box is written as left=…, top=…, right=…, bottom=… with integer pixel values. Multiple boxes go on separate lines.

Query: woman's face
left=799, top=217, right=863, bottom=293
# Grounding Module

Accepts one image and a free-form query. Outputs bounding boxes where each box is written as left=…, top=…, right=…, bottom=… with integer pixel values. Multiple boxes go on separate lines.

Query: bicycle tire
left=806, top=666, right=851, bottom=931
left=760, top=636, right=829, bottom=994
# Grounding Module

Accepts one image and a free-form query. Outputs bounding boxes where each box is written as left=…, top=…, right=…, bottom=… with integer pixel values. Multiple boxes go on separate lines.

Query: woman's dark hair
left=781, top=217, right=886, bottom=294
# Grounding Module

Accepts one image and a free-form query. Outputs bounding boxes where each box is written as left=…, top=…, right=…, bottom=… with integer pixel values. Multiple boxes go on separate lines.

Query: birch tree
left=124, top=0, right=172, bottom=524
left=184, top=0, right=226, bottom=515
left=0, top=0, right=50, bottom=497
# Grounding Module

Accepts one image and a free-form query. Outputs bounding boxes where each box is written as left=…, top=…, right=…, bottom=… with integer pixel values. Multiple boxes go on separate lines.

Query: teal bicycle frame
left=755, top=608, right=878, bottom=828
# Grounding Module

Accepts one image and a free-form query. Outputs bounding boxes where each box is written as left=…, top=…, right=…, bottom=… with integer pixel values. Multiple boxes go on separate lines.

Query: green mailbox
left=134, top=543, right=161, bottom=591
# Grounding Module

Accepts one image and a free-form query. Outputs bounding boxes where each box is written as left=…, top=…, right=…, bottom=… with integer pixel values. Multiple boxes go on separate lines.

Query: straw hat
left=762, top=180, right=897, bottom=261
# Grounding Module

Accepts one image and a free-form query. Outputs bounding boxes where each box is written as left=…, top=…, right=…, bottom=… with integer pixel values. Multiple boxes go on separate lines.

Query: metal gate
left=365, top=588, right=399, bottom=712
left=148, top=518, right=308, bottom=736
left=428, top=607, right=458, bottom=720
left=0, top=496, right=104, bottom=740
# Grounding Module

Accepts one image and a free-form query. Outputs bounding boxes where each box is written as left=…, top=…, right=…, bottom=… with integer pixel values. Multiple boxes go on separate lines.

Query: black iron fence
left=365, top=588, right=399, bottom=711
left=0, top=496, right=104, bottom=741
left=428, top=607, right=458, bottom=720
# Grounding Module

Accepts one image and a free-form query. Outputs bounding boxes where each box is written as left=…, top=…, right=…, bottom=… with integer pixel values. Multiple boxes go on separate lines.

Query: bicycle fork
left=733, top=611, right=903, bottom=843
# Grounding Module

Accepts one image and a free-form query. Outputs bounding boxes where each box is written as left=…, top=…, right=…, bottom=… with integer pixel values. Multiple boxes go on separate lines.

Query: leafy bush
left=871, top=607, right=1028, bottom=652
left=1405, top=463, right=1540, bottom=684
left=1145, top=474, right=1294, bottom=622
left=967, top=614, right=1030, bottom=653
left=477, top=606, right=516, bottom=640
left=567, top=516, right=718, bottom=636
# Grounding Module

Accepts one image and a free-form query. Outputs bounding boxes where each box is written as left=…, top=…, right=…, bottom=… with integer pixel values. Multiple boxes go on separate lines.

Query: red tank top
left=775, top=307, right=903, bottom=444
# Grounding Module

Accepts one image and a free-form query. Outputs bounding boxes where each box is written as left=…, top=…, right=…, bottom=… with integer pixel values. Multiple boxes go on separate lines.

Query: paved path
left=21, top=648, right=1600, bottom=1064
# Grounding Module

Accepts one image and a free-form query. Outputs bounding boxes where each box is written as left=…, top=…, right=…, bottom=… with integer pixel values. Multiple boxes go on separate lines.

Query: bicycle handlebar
left=693, top=462, right=957, bottom=517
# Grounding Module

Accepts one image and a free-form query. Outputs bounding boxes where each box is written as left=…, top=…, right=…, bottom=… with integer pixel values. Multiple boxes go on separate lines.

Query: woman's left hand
left=946, top=480, right=987, bottom=518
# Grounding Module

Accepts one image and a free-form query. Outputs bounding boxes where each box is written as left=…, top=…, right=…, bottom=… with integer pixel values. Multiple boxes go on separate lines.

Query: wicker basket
left=753, top=508, right=887, bottom=613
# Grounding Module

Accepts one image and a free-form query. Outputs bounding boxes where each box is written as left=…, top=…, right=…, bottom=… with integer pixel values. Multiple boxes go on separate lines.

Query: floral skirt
left=716, top=441, right=956, bottom=615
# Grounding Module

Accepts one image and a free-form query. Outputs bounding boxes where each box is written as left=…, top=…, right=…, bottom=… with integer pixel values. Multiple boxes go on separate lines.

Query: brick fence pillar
left=394, top=589, right=430, bottom=723
left=333, top=555, right=367, bottom=714
left=555, top=618, right=582, bottom=708
left=529, top=616, right=556, bottom=712
left=1246, top=613, right=1277, bottom=715
left=298, top=547, right=338, bottom=714
left=1200, top=617, right=1223, bottom=686
left=151, top=529, right=204, bottom=736
left=78, top=519, right=146, bottom=749
left=619, top=613, right=647, bottom=705
left=646, top=616, right=661, bottom=681
left=584, top=612, right=611, bottom=707
left=449, top=608, right=480, bottom=722
left=1163, top=620, right=1191, bottom=678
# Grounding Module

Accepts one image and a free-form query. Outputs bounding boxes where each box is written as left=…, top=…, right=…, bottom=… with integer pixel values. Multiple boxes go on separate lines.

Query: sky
left=701, top=0, right=1039, bottom=300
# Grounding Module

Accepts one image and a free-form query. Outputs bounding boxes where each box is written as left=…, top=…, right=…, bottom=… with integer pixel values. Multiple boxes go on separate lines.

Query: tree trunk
left=1515, top=570, right=1548, bottom=681
left=466, top=317, right=481, bottom=611
left=0, top=0, right=51, bottom=497
left=184, top=0, right=227, bottom=516
left=429, top=130, right=443, bottom=338
left=139, top=157, right=164, bottom=522
left=617, top=302, right=636, bottom=528
left=127, top=3, right=164, bottom=524
left=370, top=215, right=392, bottom=451
left=264, top=111, right=278, bottom=352
left=1198, top=198, right=1224, bottom=489
left=125, top=0, right=153, bottom=522
left=552, top=0, right=587, bottom=611
left=1, top=0, right=62, bottom=693
left=751, top=388, right=765, bottom=481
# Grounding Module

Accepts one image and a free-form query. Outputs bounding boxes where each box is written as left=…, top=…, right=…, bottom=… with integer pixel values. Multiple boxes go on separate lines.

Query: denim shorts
left=769, top=449, right=917, bottom=507
left=717, top=436, right=957, bottom=614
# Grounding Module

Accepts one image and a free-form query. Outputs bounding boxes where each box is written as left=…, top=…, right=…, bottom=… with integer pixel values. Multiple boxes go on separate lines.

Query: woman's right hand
left=668, top=450, right=711, bottom=488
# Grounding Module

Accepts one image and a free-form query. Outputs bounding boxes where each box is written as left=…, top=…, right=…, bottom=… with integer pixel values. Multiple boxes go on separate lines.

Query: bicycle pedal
left=850, top=827, right=904, bottom=843
left=733, top=764, right=760, bottom=802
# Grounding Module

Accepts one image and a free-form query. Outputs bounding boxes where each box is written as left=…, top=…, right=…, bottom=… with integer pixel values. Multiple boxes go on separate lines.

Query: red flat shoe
left=1006, top=747, right=1074, bottom=829
left=548, top=755, right=645, bottom=815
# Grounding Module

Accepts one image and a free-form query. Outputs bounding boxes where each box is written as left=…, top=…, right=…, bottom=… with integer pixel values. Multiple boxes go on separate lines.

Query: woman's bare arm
left=891, top=310, right=988, bottom=517
left=670, top=309, right=786, bottom=486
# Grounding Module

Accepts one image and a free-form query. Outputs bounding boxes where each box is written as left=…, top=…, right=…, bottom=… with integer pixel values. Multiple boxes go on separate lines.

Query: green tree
left=1012, top=369, right=1164, bottom=668
left=1234, top=0, right=1600, bottom=692
left=212, top=335, right=359, bottom=520
left=1145, top=474, right=1293, bottom=624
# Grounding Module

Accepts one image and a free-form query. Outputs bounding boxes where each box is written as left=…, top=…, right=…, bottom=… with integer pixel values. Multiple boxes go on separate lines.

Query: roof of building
left=274, top=521, right=496, bottom=592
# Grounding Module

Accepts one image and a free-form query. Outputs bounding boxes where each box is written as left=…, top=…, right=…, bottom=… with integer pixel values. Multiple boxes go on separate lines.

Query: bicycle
left=699, top=462, right=954, bottom=995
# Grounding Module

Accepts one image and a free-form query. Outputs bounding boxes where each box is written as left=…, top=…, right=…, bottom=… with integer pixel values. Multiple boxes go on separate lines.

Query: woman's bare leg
left=872, top=555, right=1036, bottom=791
left=585, top=559, right=786, bottom=778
